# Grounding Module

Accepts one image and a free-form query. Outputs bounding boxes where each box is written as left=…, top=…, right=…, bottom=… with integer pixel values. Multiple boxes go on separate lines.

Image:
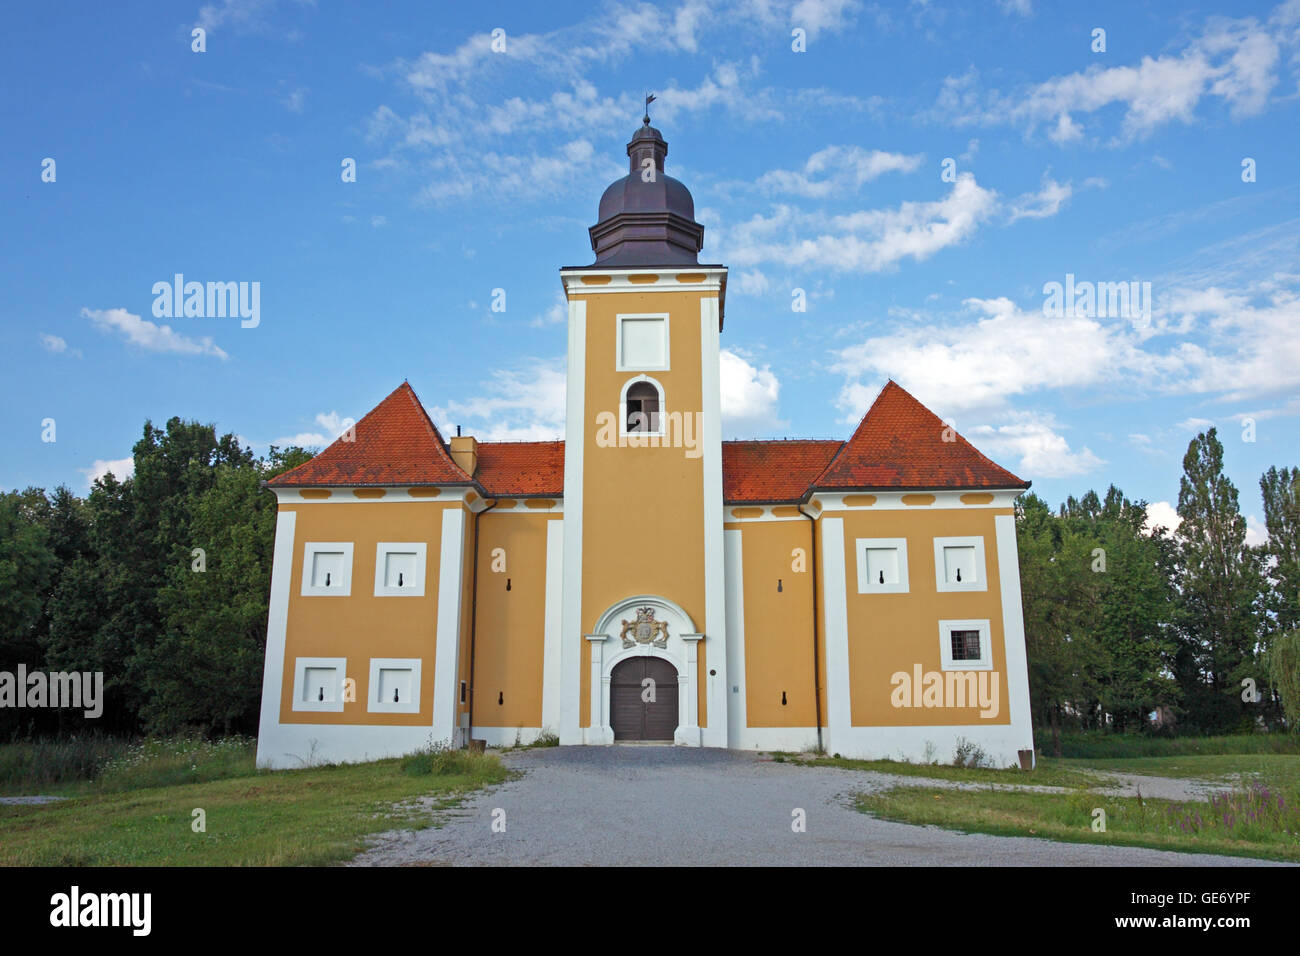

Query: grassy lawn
left=802, top=736, right=1300, bottom=862
left=783, top=753, right=1107, bottom=789
left=856, top=782, right=1300, bottom=863
left=1064, top=754, right=1300, bottom=787
left=0, top=738, right=509, bottom=866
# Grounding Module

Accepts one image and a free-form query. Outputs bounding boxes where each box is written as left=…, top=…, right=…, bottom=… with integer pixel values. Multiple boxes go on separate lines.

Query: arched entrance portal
left=610, top=657, right=679, bottom=741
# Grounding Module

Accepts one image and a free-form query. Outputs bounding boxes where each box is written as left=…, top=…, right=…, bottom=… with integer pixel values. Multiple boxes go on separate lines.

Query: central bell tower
left=557, top=118, right=730, bottom=747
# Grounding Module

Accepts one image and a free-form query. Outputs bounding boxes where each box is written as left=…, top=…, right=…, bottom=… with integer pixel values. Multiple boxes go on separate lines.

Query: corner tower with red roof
left=255, top=122, right=1036, bottom=769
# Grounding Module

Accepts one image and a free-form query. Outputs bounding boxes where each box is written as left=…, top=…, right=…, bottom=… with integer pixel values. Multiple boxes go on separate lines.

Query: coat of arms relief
left=620, top=606, right=669, bottom=648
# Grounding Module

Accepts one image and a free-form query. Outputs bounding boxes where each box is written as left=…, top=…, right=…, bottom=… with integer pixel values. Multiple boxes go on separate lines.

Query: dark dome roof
left=588, top=122, right=704, bottom=267
left=597, top=172, right=696, bottom=223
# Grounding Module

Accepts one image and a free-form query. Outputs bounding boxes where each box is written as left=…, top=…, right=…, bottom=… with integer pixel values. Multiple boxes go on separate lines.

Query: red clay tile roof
left=723, top=440, right=844, bottom=503
left=476, top=441, right=564, bottom=497
left=814, top=380, right=1028, bottom=490
left=268, top=382, right=472, bottom=487
left=268, top=379, right=1026, bottom=496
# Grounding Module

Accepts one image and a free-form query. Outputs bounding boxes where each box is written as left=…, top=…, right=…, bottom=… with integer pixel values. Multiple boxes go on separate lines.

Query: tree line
left=1019, top=429, right=1300, bottom=754
left=0, top=419, right=309, bottom=737
left=0, top=417, right=1297, bottom=744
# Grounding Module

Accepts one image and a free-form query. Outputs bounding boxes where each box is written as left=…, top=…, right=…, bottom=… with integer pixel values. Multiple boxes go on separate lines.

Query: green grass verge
left=0, top=740, right=509, bottom=866
left=1065, top=753, right=1300, bottom=787
left=856, top=779, right=1300, bottom=863
left=1050, top=732, right=1300, bottom=760
left=780, top=753, right=1106, bottom=789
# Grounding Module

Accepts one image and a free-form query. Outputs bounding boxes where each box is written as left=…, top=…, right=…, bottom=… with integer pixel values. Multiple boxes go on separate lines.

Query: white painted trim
left=615, top=312, right=670, bottom=372
left=854, top=537, right=910, bottom=594
left=589, top=594, right=702, bottom=746
left=559, top=297, right=586, bottom=745
left=367, top=657, right=422, bottom=714
left=291, top=656, right=348, bottom=712
left=724, top=528, right=747, bottom=750
left=586, top=634, right=614, bottom=745
left=493, top=499, right=564, bottom=514
left=272, top=488, right=481, bottom=505
left=256, top=510, right=296, bottom=767
left=560, top=267, right=727, bottom=297
left=996, top=512, right=1036, bottom=767
left=933, top=535, right=987, bottom=592
left=541, top=518, right=564, bottom=737
left=700, top=294, right=728, bottom=748
left=432, top=509, right=467, bottom=747
left=734, top=728, right=823, bottom=752
left=475, top=726, right=548, bottom=747
left=938, top=619, right=993, bottom=671
left=373, top=542, right=427, bottom=596
left=617, top=373, right=667, bottom=438
left=723, top=506, right=807, bottom=523
left=810, top=725, right=1033, bottom=768
left=300, top=542, right=353, bottom=596
left=820, top=518, right=852, bottom=754
left=255, top=724, right=448, bottom=770
left=811, top=489, right=1024, bottom=512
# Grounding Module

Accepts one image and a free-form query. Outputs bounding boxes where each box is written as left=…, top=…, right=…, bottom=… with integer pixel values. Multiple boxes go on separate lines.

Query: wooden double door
left=610, top=657, right=679, bottom=741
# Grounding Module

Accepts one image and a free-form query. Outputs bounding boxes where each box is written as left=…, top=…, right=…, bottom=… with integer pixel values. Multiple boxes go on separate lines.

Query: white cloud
left=80, top=456, right=134, bottom=489
left=733, top=270, right=772, bottom=296
left=1246, top=513, right=1268, bottom=547
left=271, top=411, right=355, bottom=449
left=82, top=307, right=228, bottom=359
left=1006, top=176, right=1073, bottom=222
left=39, top=333, right=68, bottom=353
left=831, top=296, right=1163, bottom=418
left=432, top=360, right=567, bottom=441
left=272, top=431, right=329, bottom=448
left=281, top=86, right=306, bottom=112
left=530, top=291, right=568, bottom=327
left=720, top=349, right=785, bottom=436
left=195, top=0, right=275, bottom=33
left=831, top=273, right=1300, bottom=424
left=935, top=10, right=1294, bottom=142
left=1144, top=500, right=1182, bottom=537
left=790, top=0, right=862, bottom=39
left=723, top=172, right=998, bottom=273
left=756, top=146, right=924, bottom=198
left=965, top=413, right=1103, bottom=479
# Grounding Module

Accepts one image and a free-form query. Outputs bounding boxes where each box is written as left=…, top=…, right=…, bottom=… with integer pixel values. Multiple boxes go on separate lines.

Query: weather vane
left=643, top=92, right=656, bottom=126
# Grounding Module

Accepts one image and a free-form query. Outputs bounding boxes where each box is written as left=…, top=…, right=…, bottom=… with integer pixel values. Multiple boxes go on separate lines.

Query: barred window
left=950, top=629, right=982, bottom=662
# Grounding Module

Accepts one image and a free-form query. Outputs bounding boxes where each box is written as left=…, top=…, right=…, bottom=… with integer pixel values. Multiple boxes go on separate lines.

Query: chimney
left=450, top=435, right=478, bottom=477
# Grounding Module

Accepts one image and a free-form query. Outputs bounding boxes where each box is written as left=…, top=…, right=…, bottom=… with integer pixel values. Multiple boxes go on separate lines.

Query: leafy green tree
left=141, top=447, right=310, bottom=734
left=0, top=489, right=57, bottom=731
left=1270, top=628, right=1300, bottom=730
left=1260, top=467, right=1300, bottom=635
left=1058, top=486, right=1178, bottom=731
left=1173, top=428, right=1263, bottom=732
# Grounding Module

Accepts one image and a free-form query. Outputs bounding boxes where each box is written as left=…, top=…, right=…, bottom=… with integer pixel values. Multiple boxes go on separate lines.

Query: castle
left=255, top=119, right=1036, bottom=768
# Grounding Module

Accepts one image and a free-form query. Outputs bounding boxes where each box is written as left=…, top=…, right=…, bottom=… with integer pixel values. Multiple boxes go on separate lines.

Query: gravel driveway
left=350, top=745, right=1286, bottom=866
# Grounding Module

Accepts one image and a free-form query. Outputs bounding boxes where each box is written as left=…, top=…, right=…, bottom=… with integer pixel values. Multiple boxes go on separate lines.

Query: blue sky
left=3, top=0, right=1298, bottom=539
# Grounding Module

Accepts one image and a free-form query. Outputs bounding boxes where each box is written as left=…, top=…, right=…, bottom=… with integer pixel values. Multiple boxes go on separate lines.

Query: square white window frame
left=933, top=535, right=987, bottom=592
left=292, top=656, right=348, bottom=712
left=374, top=542, right=427, bottom=597
left=938, top=619, right=993, bottom=671
left=301, top=542, right=354, bottom=596
left=855, top=537, right=909, bottom=594
left=615, top=313, right=670, bottom=371
left=367, top=658, right=422, bottom=714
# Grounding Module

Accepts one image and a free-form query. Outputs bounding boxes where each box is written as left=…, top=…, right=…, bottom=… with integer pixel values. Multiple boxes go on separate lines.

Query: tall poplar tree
left=1173, top=428, right=1262, bottom=731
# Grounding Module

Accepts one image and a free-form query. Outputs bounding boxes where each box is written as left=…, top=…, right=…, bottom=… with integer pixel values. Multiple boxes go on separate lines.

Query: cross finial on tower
left=643, top=92, right=656, bottom=126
